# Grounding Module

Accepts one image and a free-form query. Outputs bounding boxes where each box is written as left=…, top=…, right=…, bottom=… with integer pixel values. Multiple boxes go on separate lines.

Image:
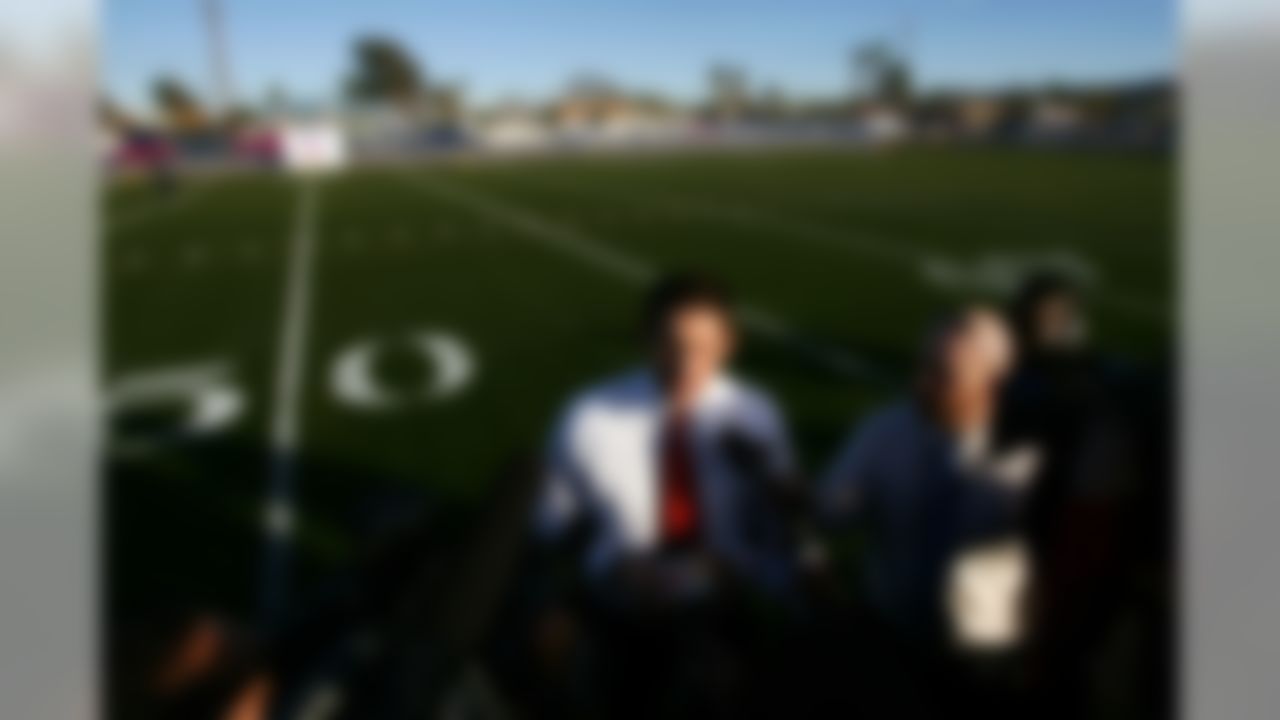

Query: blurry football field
left=104, top=146, right=1173, bottom=622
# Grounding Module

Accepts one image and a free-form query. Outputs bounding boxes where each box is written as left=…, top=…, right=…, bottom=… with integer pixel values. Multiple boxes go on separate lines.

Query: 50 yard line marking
left=260, top=176, right=322, bottom=625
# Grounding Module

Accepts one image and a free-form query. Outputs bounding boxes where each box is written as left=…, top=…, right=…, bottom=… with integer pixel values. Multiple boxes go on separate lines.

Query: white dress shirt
left=536, top=367, right=795, bottom=594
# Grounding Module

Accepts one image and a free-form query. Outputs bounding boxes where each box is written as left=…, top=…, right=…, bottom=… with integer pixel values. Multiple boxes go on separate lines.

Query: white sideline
left=403, top=174, right=882, bottom=381
left=260, top=177, right=322, bottom=623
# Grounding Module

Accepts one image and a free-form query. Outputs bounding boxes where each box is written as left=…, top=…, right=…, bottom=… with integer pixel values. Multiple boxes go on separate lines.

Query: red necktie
left=659, top=414, right=701, bottom=549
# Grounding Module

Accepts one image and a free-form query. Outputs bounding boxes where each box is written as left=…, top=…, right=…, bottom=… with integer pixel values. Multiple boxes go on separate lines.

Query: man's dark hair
left=641, top=271, right=736, bottom=340
left=1009, top=269, right=1082, bottom=344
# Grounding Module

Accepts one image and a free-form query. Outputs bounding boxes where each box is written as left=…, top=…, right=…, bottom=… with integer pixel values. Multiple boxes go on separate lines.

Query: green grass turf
left=104, top=146, right=1173, bottom=619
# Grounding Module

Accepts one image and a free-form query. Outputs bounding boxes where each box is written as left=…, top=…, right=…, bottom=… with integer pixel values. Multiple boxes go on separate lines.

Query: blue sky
left=104, top=0, right=1176, bottom=112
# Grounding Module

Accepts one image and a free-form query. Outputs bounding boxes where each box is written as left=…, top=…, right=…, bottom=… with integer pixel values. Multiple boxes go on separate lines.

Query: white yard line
left=408, top=175, right=654, bottom=284
left=402, top=174, right=884, bottom=381
left=259, top=176, right=322, bottom=624
left=526, top=176, right=924, bottom=266
left=515, top=176, right=1169, bottom=324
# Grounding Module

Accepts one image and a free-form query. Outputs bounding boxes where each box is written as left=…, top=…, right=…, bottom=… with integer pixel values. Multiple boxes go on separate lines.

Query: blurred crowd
left=112, top=271, right=1171, bottom=720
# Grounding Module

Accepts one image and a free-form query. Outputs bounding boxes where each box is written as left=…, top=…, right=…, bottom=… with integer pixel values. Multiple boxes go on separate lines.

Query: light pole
left=203, top=0, right=235, bottom=117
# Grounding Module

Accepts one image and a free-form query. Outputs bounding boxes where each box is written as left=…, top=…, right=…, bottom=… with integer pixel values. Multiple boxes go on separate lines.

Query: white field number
left=108, top=330, right=477, bottom=451
left=920, top=250, right=1098, bottom=297
left=107, top=360, right=246, bottom=454
left=330, top=330, right=476, bottom=411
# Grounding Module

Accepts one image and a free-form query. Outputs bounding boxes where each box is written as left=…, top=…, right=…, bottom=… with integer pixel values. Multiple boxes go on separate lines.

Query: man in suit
left=816, top=306, right=1037, bottom=718
left=531, top=272, right=798, bottom=718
